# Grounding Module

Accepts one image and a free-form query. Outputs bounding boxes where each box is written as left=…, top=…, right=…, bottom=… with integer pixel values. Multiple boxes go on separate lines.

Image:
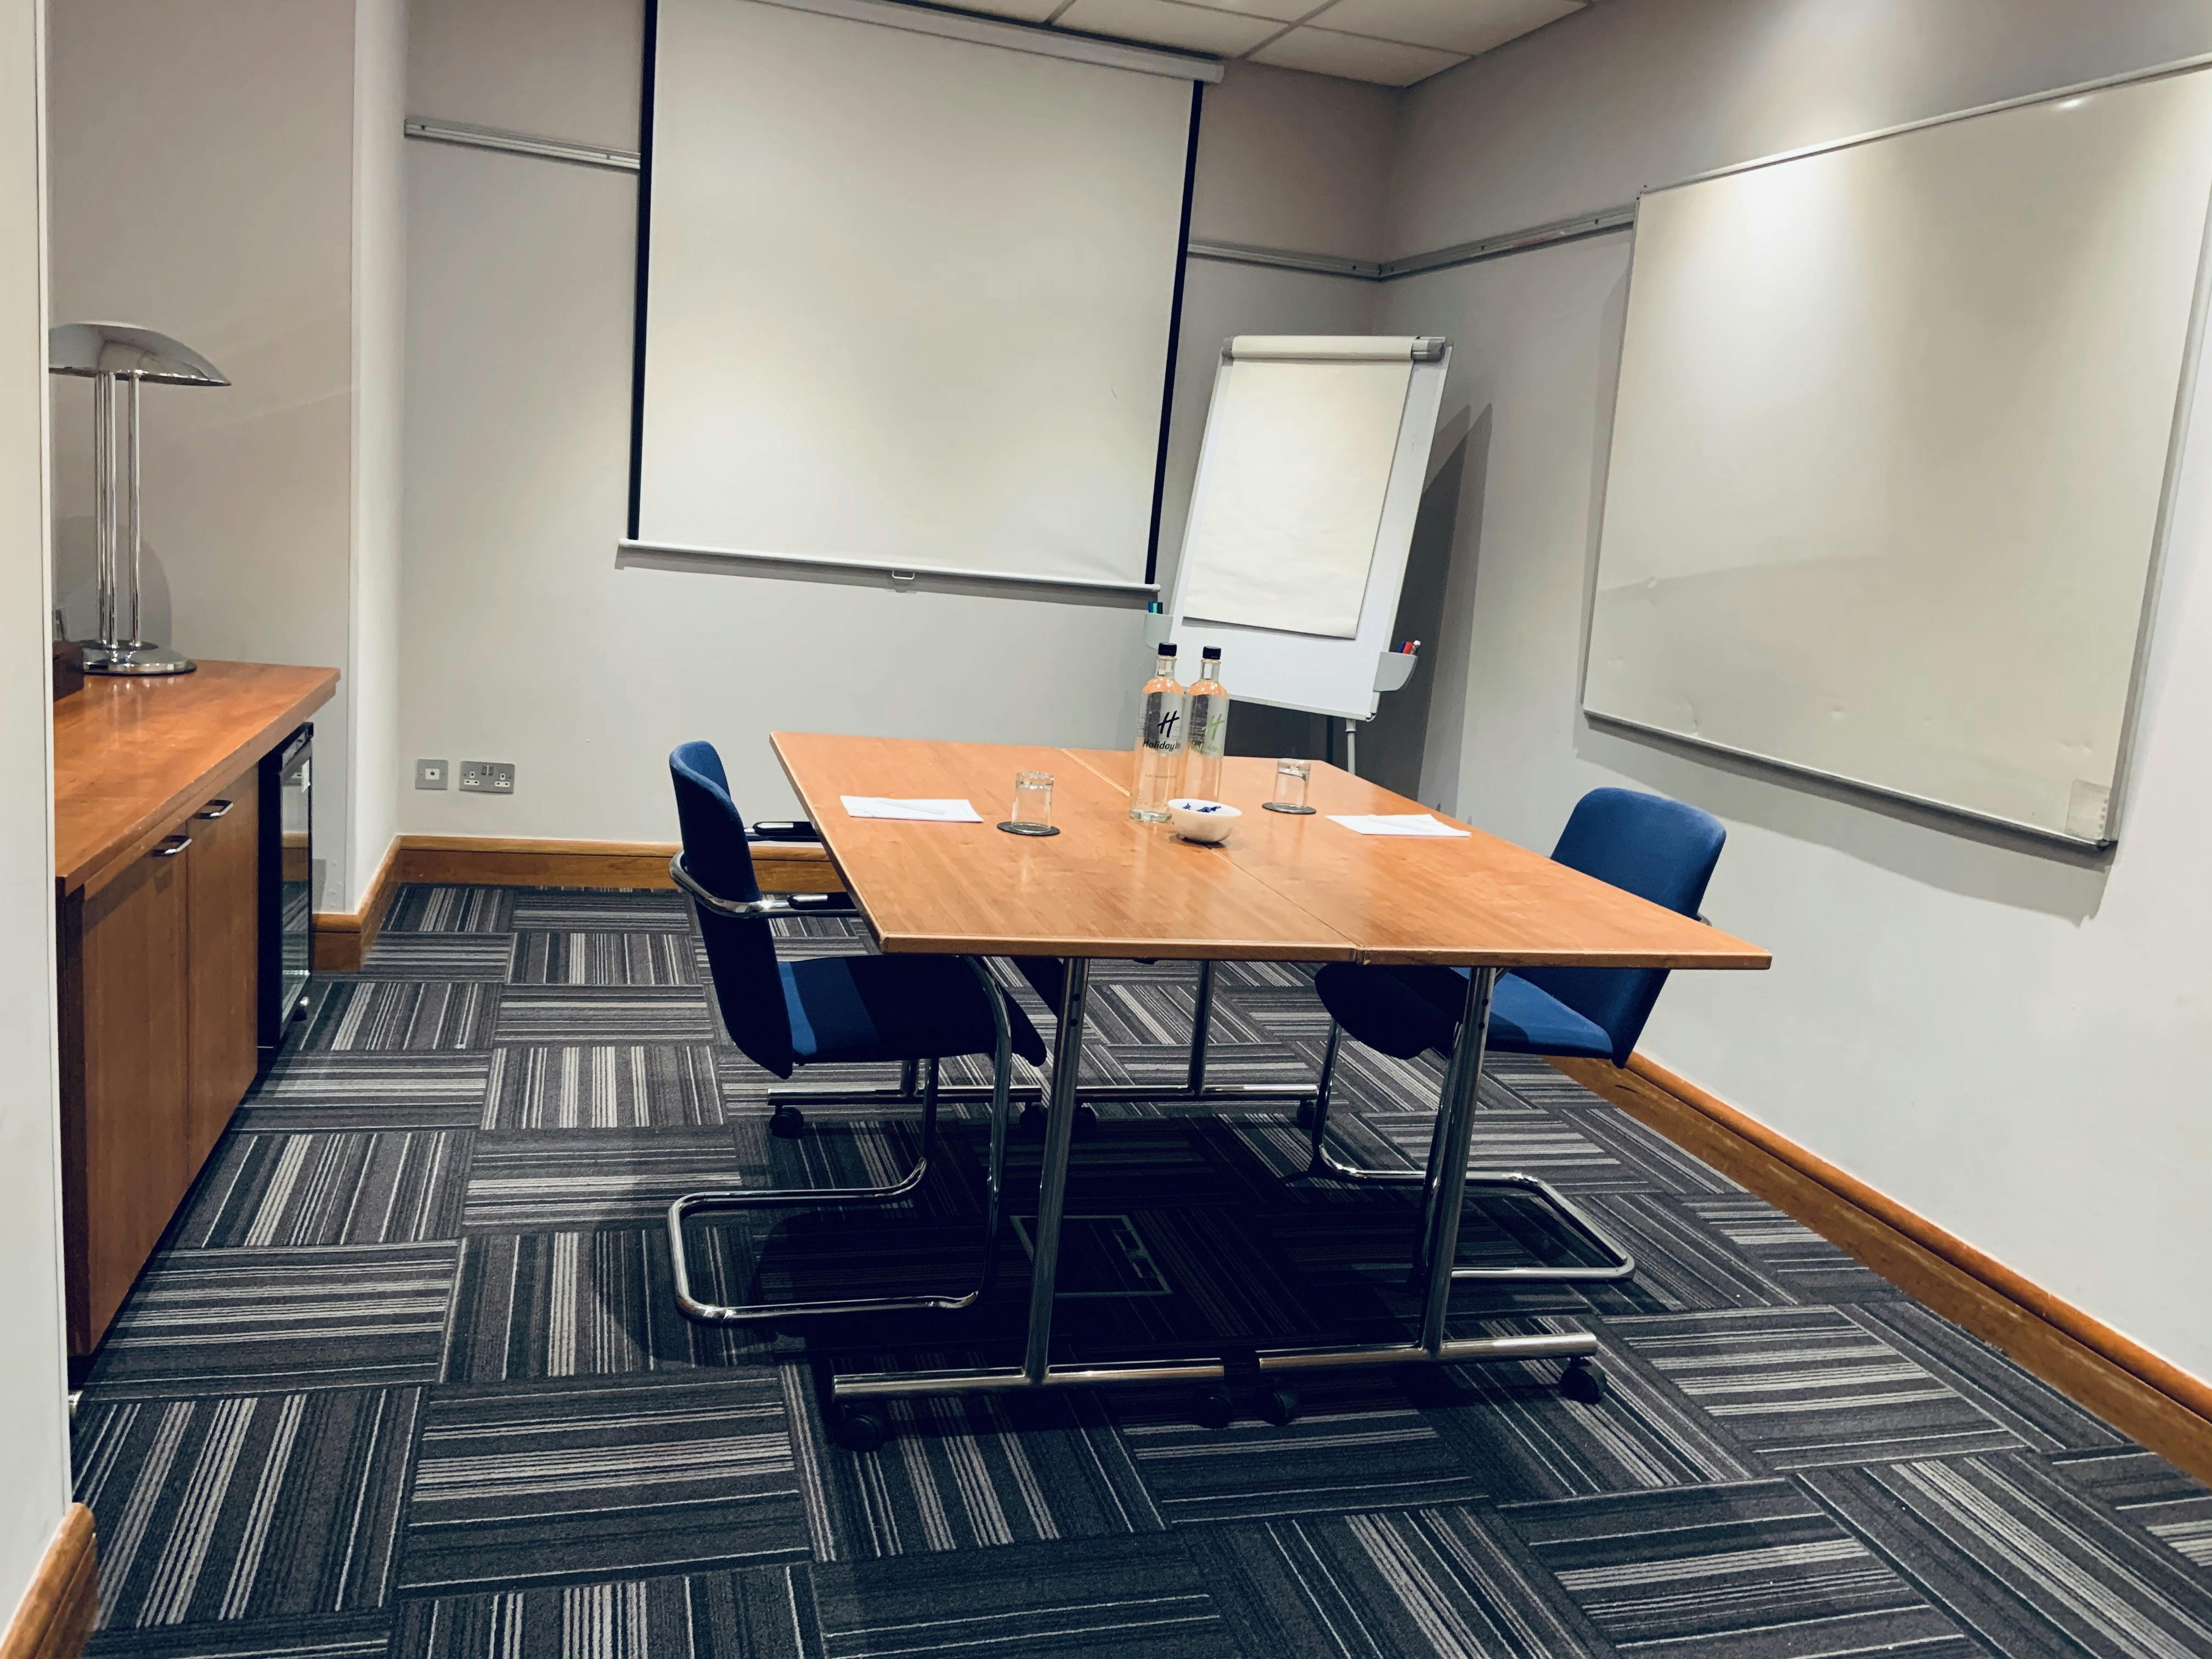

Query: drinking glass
left=1265, top=758, right=1314, bottom=814
left=1003, top=770, right=1056, bottom=834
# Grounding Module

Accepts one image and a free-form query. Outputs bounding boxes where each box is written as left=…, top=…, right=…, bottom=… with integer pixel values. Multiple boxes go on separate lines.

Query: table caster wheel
left=1258, top=1384, right=1301, bottom=1426
left=1014, top=1103, right=1046, bottom=1139
left=1071, top=1104, right=1100, bottom=1140
left=1560, top=1357, right=1606, bottom=1404
left=1295, top=1100, right=1314, bottom=1131
left=770, top=1105, right=806, bottom=1139
left=836, top=1409, right=889, bottom=1452
left=1194, top=1384, right=1235, bottom=1430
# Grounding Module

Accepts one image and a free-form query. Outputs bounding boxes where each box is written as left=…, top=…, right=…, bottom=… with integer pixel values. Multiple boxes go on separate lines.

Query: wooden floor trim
left=312, top=835, right=843, bottom=966
left=1, top=1505, right=95, bottom=1659
left=1557, top=1052, right=2212, bottom=1487
left=309, top=836, right=401, bottom=973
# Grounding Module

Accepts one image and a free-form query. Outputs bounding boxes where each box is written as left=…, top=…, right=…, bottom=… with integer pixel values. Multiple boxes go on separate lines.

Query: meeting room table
left=769, top=731, right=1770, bottom=1415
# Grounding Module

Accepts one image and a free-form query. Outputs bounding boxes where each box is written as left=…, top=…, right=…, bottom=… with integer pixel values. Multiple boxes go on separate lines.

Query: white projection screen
left=631, top=0, right=1205, bottom=592
left=1585, top=66, right=2212, bottom=845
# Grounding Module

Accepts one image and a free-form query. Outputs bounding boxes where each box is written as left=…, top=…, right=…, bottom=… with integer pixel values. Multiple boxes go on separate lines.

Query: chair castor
left=1257, top=1384, right=1301, bottom=1426
left=1560, top=1357, right=1606, bottom=1404
left=769, top=1104, right=806, bottom=1139
left=835, top=1408, right=889, bottom=1452
left=1193, top=1384, right=1236, bottom=1429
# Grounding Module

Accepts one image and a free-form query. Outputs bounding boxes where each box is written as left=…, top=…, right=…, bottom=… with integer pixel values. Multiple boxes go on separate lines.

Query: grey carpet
left=71, top=884, right=2212, bottom=1657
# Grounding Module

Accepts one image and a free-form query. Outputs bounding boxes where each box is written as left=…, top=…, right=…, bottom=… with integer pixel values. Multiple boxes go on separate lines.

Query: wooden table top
left=771, top=733, right=1353, bottom=962
left=776, top=732, right=1770, bottom=972
left=55, top=660, right=337, bottom=897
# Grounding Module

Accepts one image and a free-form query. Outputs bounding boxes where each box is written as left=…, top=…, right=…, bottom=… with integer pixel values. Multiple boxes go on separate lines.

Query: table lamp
left=48, top=322, right=228, bottom=676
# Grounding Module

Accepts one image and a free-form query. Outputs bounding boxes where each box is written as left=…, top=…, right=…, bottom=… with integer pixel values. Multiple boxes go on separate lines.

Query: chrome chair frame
left=666, top=854, right=1018, bottom=1324
left=1304, top=1017, right=1635, bottom=1285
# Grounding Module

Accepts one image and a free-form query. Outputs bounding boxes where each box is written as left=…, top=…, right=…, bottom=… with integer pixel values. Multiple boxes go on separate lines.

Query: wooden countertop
left=54, top=661, right=337, bottom=898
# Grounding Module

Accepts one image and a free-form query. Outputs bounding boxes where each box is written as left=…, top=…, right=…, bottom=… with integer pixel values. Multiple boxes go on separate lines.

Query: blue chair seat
left=1314, top=963, right=1613, bottom=1062
left=782, top=956, right=1047, bottom=1068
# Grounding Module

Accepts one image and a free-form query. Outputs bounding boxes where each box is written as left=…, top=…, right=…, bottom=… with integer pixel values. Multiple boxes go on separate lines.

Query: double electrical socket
left=416, top=758, right=516, bottom=794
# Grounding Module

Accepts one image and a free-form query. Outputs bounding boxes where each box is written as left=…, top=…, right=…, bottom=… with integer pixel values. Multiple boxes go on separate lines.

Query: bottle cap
left=1158, top=641, right=1177, bottom=654
left=1201, top=646, right=1221, bottom=659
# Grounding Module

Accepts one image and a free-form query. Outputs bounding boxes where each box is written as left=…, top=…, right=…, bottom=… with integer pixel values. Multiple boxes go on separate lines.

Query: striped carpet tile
left=1609, top=1305, right=2026, bottom=1469
left=1111, top=1374, right=1489, bottom=1525
left=89, top=1244, right=457, bottom=1397
left=1573, top=1192, right=1802, bottom=1313
left=805, top=1532, right=1238, bottom=1658
left=75, top=1387, right=419, bottom=1627
left=1847, top=1299, right=2130, bottom=1454
left=510, top=931, right=702, bottom=988
left=1804, top=1454, right=2212, bottom=1657
left=2052, top=1448, right=2212, bottom=1570
left=393, top=1566, right=815, bottom=1659
left=1365, top=1106, right=1650, bottom=1193
left=1185, top=1505, right=1617, bottom=1658
left=1556, top=1101, right=1750, bottom=1198
left=1683, top=1195, right=1904, bottom=1303
left=397, top=1371, right=808, bottom=1593
left=776, top=1359, right=1166, bottom=1560
left=444, top=1229, right=769, bottom=1383
left=303, top=981, right=497, bottom=1052
left=384, top=885, right=512, bottom=934
left=509, top=891, right=693, bottom=932
left=233, top=1054, right=493, bottom=1132
left=462, top=1129, right=744, bottom=1229
left=84, top=1612, right=394, bottom=1659
left=357, top=935, right=515, bottom=983
left=1509, top=1479, right=1979, bottom=1655
left=177, top=1130, right=467, bottom=1248
left=494, top=987, right=715, bottom=1044
left=483, top=1043, right=725, bottom=1129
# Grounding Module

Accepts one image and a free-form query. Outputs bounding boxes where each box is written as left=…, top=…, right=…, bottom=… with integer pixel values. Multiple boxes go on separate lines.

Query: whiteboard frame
left=1581, top=56, right=2212, bottom=851
left=1168, top=338, right=1451, bottom=722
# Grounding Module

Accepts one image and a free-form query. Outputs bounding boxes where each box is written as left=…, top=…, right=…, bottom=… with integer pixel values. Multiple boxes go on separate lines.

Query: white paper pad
left=840, top=795, right=983, bottom=823
left=1327, top=813, right=1470, bottom=838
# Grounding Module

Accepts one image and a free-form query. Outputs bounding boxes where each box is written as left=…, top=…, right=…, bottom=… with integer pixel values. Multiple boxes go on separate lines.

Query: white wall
left=0, top=0, right=72, bottom=1624
left=350, top=0, right=408, bottom=898
left=1383, top=0, right=2212, bottom=1379
left=44, top=0, right=360, bottom=910
left=398, top=5, right=1389, bottom=833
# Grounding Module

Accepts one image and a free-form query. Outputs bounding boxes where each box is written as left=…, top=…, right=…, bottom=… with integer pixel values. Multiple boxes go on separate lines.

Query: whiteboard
left=1584, top=65, right=2212, bottom=845
left=635, top=0, right=1199, bottom=588
left=1170, top=336, right=1450, bottom=720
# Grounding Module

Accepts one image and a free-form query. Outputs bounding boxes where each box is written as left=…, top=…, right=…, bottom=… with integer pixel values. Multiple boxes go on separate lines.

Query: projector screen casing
left=629, top=0, right=1203, bottom=594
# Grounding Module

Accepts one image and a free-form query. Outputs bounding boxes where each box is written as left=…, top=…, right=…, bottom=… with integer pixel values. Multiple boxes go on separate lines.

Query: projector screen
left=630, top=0, right=1207, bottom=594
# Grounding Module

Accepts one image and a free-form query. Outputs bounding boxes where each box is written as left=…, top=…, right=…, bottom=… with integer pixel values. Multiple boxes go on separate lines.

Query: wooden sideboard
left=55, top=662, right=337, bottom=1356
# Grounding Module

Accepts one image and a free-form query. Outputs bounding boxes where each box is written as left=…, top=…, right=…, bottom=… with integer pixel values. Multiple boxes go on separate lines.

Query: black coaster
left=1261, top=802, right=1317, bottom=815
left=997, top=821, right=1061, bottom=836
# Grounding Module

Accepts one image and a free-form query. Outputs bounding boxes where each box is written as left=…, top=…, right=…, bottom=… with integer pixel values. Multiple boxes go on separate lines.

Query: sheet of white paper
left=840, top=796, right=983, bottom=822
left=1327, top=813, right=1470, bottom=838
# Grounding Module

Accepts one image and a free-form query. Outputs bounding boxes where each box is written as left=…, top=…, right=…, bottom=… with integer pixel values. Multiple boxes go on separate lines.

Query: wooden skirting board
left=312, top=836, right=843, bottom=970
left=1, top=1505, right=95, bottom=1659
left=1559, top=1053, right=2212, bottom=1488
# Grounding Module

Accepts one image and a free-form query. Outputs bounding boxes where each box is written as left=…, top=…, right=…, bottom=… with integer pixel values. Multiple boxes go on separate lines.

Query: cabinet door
left=67, top=838, right=192, bottom=1351
left=186, top=765, right=261, bottom=1171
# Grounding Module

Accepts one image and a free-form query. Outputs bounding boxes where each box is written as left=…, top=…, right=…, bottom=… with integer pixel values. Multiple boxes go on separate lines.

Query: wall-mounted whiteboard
left=1171, top=336, right=1449, bottom=720
left=1585, top=65, right=2212, bottom=846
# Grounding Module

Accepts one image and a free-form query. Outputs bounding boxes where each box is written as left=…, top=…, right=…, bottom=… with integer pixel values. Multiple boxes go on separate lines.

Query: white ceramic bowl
left=1167, top=798, right=1242, bottom=844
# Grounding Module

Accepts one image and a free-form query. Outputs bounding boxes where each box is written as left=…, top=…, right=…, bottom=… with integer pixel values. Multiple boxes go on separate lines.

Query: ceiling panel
left=1165, top=0, right=1313, bottom=24
left=952, top=0, right=1065, bottom=22
left=1058, top=0, right=1282, bottom=55
left=1251, top=25, right=1463, bottom=86
left=1302, top=0, right=1583, bottom=56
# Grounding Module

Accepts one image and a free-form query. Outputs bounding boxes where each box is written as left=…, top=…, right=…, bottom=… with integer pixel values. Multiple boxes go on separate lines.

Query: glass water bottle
left=1183, top=646, right=1229, bottom=802
left=1129, top=642, right=1188, bottom=822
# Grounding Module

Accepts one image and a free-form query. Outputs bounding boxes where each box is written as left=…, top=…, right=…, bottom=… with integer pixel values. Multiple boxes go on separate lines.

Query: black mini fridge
left=258, top=723, right=313, bottom=1051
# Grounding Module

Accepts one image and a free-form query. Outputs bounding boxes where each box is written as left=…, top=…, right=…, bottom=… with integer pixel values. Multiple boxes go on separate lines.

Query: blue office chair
left=1305, top=788, right=1727, bottom=1307
left=664, top=741, right=1047, bottom=1338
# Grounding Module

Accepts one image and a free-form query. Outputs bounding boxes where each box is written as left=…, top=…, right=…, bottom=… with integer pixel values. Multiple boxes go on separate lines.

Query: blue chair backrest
left=1516, top=787, right=1725, bottom=1065
left=670, top=742, right=795, bottom=1077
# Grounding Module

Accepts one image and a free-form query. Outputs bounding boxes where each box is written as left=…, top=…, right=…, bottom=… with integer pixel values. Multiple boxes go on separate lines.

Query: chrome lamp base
left=83, top=641, right=196, bottom=676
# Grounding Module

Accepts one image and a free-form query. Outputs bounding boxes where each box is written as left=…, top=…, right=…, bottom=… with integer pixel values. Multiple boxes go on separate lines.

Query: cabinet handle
left=151, top=834, right=192, bottom=857
left=196, top=799, right=235, bottom=820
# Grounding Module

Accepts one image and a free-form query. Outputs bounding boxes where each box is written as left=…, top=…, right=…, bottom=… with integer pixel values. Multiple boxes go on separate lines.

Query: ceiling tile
left=951, top=0, right=1064, bottom=22
left=1250, top=26, right=1462, bottom=85
left=1301, top=0, right=1582, bottom=55
left=1057, top=0, right=1282, bottom=54
left=1171, top=0, right=1312, bottom=25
